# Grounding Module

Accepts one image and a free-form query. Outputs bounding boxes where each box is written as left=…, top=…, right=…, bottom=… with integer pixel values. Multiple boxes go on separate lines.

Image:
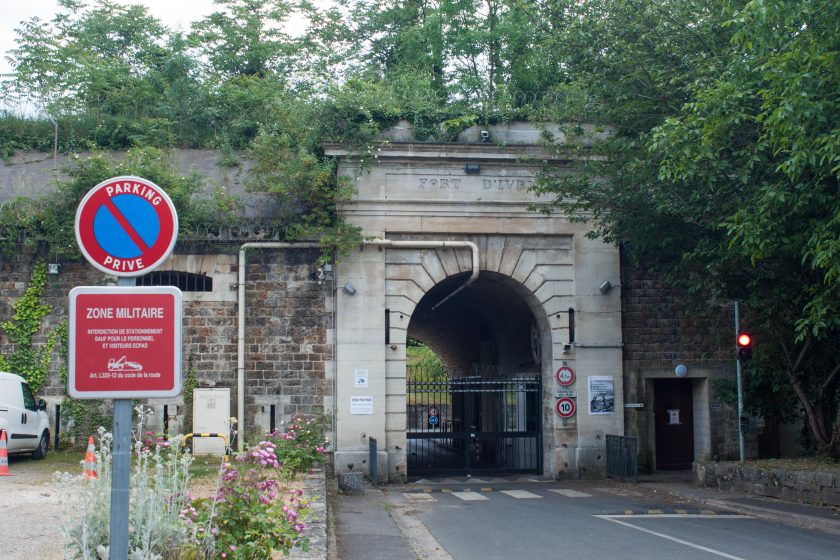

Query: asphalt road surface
left=373, top=480, right=840, bottom=560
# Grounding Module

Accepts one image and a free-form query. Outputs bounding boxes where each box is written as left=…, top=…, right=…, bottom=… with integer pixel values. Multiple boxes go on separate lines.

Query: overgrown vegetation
left=407, top=337, right=447, bottom=382
left=530, top=0, right=840, bottom=455
left=1, top=0, right=838, bottom=456
left=0, top=262, right=63, bottom=392
left=56, top=408, right=328, bottom=559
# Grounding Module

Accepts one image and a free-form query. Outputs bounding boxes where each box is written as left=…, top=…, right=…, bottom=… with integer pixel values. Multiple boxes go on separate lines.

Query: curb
left=668, top=489, right=840, bottom=537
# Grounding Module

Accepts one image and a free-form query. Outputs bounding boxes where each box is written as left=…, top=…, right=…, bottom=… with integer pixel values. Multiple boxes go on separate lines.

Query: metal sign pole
left=110, top=276, right=134, bottom=559
left=110, top=398, right=132, bottom=559
left=734, top=301, right=745, bottom=463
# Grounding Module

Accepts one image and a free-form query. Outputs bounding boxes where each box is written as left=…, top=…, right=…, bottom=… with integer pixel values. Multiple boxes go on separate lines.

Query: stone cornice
left=322, top=142, right=597, bottom=164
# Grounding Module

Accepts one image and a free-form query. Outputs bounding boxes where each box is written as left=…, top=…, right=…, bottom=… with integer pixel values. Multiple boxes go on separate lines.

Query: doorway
left=654, top=379, right=694, bottom=469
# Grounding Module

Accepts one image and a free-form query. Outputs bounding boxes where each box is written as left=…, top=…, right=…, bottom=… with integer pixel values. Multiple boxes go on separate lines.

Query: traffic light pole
left=734, top=301, right=745, bottom=463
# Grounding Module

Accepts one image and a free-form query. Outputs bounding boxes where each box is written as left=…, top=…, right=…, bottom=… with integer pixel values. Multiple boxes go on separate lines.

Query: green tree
left=533, top=0, right=840, bottom=455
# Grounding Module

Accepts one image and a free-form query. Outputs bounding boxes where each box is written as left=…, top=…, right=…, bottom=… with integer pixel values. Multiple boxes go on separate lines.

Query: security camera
left=599, top=281, right=612, bottom=294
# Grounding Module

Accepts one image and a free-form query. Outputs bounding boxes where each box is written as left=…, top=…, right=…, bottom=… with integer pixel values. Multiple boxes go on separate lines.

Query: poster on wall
left=588, top=376, right=615, bottom=414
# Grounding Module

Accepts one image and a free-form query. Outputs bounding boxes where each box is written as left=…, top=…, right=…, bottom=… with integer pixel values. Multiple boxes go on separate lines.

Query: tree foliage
left=533, top=0, right=840, bottom=455
left=3, top=0, right=840, bottom=453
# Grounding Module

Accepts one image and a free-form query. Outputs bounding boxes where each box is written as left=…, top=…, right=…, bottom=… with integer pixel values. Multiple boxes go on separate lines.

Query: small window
left=21, top=383, right=37, bottom=411
left=568, top=308, right=576, bottom=344
left=136, top=270, right=213, bottom=292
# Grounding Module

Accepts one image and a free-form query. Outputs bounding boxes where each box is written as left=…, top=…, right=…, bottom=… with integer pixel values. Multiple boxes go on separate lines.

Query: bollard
left=369, top=436, right=378, bottom=485
left=338, top=464, right=365, bottom=495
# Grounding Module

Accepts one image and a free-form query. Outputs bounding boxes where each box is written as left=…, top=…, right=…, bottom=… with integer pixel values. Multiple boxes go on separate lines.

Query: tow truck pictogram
left=107, top=356, right=143, bottom=371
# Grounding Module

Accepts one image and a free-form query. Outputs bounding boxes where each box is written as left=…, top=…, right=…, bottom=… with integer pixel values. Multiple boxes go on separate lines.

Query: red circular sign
left=556, top=397, right=576, bottom=418
left=75, top=176, right=178, bottom=277
left=555, top=366, right=575, bottom=386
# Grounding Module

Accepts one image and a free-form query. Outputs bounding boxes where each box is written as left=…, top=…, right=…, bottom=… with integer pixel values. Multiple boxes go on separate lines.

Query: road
left=336, top=479, right=840, bottom=560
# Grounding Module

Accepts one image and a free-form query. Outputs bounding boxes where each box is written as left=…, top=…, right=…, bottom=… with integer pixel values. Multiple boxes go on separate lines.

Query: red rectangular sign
left=69, top=286, right=183, bottom=399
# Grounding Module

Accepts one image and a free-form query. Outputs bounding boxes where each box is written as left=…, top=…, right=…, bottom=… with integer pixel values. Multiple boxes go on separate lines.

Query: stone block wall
left=695, top=461, right=840, bottom=507
left=620, top=252, right=747, bottom=468
left=0, top=243, right=331, bottom=441
left=620, top=254, right=731, bottom=367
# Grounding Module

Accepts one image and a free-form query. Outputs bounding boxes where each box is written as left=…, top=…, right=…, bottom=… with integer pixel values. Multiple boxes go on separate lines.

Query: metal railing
left=606, top=435, right=638, bottom=482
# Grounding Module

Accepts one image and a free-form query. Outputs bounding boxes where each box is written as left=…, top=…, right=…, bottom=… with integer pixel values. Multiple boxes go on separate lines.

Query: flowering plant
left=188, top=441, right=310, bottom=559
left=266, top=414, right=330, bottom=479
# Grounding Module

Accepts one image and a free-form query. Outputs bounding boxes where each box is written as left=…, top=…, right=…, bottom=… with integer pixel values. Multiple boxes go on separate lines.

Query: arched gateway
left=325, top=127, right=623, bottom=481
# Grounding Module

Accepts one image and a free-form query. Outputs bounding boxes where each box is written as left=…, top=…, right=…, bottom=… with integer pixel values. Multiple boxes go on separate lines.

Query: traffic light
left=737, top=332, right=752, bottom=362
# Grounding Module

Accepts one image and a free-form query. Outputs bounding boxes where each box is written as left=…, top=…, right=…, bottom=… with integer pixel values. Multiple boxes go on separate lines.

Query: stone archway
left=404, top=270, right=548, bottom=477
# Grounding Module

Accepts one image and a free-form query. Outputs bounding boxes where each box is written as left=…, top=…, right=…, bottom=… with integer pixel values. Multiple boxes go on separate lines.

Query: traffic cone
left=0, top=429, right=12, bottom=476
left=83, top=436, right=98, bottom=480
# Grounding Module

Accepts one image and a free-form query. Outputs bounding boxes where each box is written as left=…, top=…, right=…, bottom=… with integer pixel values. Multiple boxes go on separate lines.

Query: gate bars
left=407, top=366, right=542, bottom=478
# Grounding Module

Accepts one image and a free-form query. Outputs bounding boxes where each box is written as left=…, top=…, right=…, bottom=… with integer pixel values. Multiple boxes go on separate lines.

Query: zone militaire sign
left=69, top=286, right=183, bottom=399
left=75, top=176, right=178, bottom=276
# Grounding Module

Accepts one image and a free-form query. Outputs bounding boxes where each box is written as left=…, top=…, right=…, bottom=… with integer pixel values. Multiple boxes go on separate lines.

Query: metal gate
left=407, top=366, right=542, bottom=478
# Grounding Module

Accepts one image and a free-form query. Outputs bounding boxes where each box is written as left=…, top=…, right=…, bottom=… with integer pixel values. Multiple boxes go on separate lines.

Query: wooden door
left=654, top=379, right=694, bottom=469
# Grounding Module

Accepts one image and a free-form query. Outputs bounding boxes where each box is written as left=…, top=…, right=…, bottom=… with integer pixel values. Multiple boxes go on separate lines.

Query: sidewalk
left=332, top=484, right=418, bottom=560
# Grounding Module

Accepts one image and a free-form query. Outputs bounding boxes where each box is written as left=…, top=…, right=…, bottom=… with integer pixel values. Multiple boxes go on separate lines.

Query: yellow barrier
left=182, top=432, right=230, bottom=461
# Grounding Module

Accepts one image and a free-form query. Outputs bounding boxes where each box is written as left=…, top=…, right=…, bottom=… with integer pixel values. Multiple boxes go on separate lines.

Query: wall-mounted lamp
left=675, top=364, right=688, bottom=377
left=47, top=263, right=61, bottom=275
left=343, top=281, right=357, bottom=295
left=480, top=130, right=490, bottom=142
left=599, top=281, right=620, bottom=294
left=310, top=264, right=334, bottom=285
left=464, top=163, right=481, bottom=174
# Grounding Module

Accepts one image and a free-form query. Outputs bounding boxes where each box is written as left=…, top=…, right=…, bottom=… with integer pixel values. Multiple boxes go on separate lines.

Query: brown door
left=654, top=379, right=694, bottom=469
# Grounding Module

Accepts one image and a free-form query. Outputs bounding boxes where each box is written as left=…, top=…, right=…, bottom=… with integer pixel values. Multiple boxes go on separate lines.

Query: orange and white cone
left=83, top=436, right=98, bottom=480
left=0, top=429, right=12, bottom=476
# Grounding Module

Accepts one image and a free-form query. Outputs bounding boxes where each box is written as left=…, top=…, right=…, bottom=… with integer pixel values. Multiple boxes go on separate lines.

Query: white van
left=0, top=371, right=50, bottom=459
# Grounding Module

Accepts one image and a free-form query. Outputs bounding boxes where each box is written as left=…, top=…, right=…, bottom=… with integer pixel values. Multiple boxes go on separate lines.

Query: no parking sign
left=75, top=176, right=178, bottom=276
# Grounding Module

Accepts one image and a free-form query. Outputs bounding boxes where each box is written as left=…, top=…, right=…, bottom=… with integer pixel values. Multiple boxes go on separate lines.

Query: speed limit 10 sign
left=555, top=397, right=576, bottom=418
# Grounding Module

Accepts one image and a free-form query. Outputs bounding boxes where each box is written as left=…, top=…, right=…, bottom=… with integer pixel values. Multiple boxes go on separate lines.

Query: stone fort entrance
left=406, top=271, right=544, bottom=478
left=325, top=127, right=623, bottom=481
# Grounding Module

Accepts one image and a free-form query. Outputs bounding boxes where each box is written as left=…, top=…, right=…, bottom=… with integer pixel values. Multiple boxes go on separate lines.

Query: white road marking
left=594, top=514, right=751, bottom=560
left=500, top=490, right=543, bottom=499
left=549, top=488, right=592, bottom=498
left=403, top=493, right=437, bottom=502
left=452, top=491, right=490, bottom=501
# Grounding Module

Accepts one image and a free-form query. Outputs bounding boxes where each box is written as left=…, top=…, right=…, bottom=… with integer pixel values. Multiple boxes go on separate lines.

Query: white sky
left=0, top=0, right=222, bottom=76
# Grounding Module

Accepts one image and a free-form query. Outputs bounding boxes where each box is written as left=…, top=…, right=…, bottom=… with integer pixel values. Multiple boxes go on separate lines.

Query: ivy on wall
left=0, top=262, right=64, bottom=392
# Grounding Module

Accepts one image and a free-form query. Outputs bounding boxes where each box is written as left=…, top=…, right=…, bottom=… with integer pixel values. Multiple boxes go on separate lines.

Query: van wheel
left=32, top=432, right=48, bottom=460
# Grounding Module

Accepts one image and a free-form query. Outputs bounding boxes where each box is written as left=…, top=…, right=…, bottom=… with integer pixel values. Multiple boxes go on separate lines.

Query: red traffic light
left=737, top=332, right=752, bottom=362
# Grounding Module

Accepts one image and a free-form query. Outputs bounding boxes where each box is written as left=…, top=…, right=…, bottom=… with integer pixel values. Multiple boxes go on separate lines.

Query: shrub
left=55, top=416, right=194, bottom=559
left=187, top=441, right=311, bottom=559
left=266, top=414, right=330, bottom=479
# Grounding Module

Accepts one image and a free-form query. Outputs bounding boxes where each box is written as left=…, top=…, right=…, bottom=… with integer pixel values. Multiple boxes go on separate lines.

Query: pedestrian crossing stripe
left=452, top=491, right=490, bottom=501
left=403, top=493, right=437, bottom=502
left=402, top=487, right=594, bottom=496
left=500, top=490, right=543, bottom=499
left=549, top=489, right=593, bottom=498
